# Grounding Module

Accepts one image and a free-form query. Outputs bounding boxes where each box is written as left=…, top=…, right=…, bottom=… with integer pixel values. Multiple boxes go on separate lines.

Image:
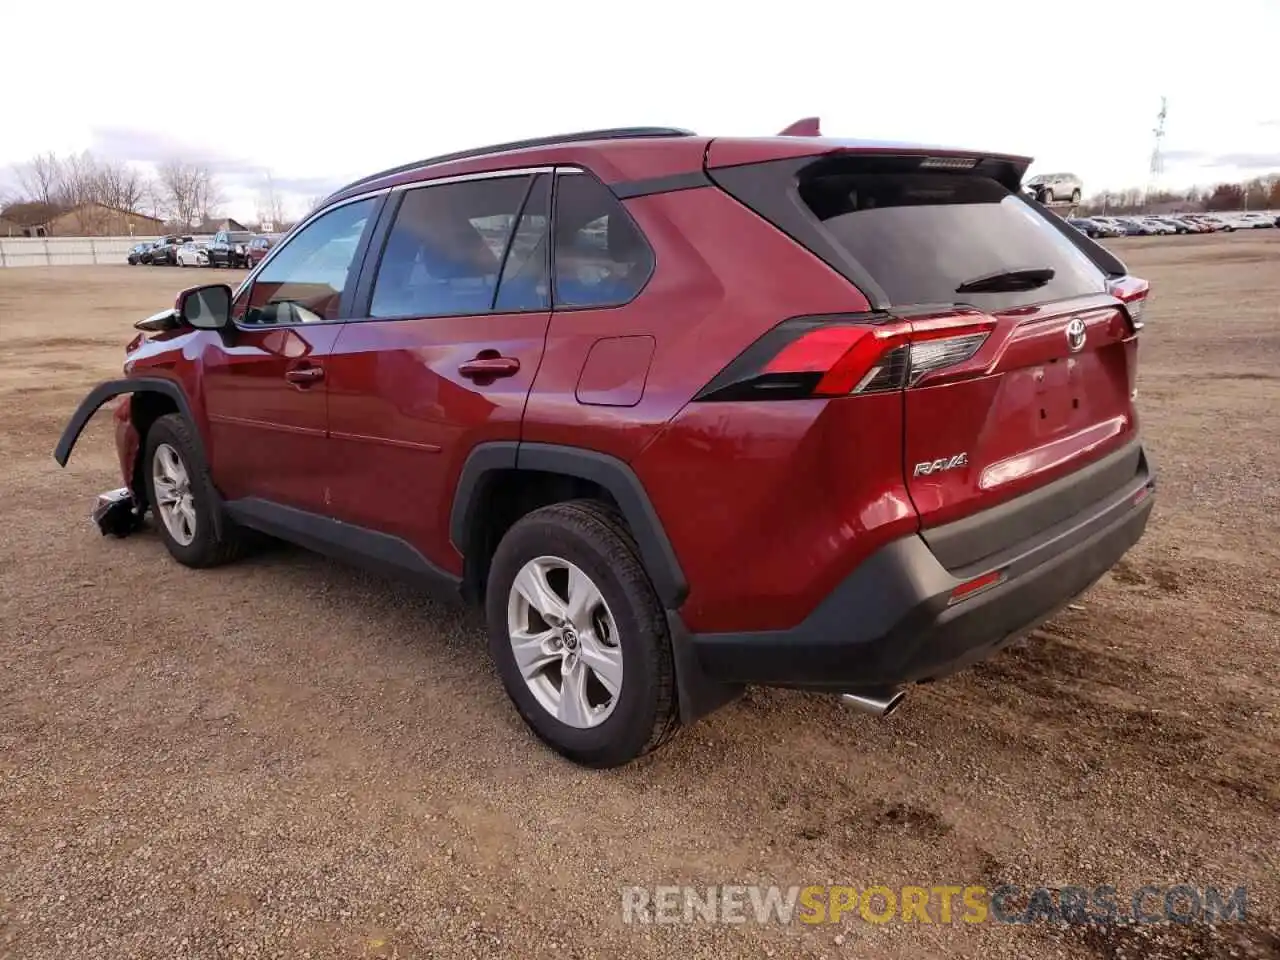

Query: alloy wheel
left=152, top=442, right=197, bottom=546
left=507, top=556, right=623, bottom=728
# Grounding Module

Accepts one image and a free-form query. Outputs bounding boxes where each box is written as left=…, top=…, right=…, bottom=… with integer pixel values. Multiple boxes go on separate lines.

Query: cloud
left=1161, top=149, right=1209, bottom=165
left=84, top=126, right=345, bottom=216
left=1205, top=151, right=1280, bottom=171
left=90, top=126, right=266, bottom=181
left=1162, top=146, right=1280, bottom=174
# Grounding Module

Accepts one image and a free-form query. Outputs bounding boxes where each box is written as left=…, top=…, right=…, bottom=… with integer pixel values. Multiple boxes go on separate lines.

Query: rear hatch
left=708, top=147, right=1146, bottom=562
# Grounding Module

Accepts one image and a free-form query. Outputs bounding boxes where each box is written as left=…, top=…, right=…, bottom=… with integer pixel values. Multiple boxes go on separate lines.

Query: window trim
left=232, top=161, right=659, bottom=329
left=348, top=168, right=556, bottom=323
left=490, top=173, right=550, bottom=312
left=549, top=165, right=655, bottom=313
left=230, top=191, right=387, bottom=331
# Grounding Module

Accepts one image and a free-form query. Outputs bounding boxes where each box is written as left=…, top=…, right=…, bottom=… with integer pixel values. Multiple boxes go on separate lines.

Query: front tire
left=1070, top=188, right=1082, bottom=204
left=486, top=500, right=679, bottom=767
left=144, top=413, right=245, bottom=568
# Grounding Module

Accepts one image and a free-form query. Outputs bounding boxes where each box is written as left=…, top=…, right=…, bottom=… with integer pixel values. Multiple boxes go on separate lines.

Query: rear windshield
left=798, top=172, right=1106, bottom=311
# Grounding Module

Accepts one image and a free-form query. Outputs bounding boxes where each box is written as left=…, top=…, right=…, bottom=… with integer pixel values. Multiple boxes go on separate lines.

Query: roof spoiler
left=778, top=117, right=822, bottom=137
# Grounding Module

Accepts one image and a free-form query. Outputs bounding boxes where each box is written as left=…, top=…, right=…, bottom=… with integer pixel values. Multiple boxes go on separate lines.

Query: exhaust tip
left=841, top=691, right=907, bottom=718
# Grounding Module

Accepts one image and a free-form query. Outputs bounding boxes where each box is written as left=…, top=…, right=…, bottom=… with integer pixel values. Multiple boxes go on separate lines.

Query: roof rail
left=329, top=126, right=696, bottom=199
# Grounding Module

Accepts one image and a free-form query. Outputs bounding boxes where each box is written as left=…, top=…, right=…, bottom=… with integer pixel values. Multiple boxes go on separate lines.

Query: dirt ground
left=1, top=241, right=1278, bottom=960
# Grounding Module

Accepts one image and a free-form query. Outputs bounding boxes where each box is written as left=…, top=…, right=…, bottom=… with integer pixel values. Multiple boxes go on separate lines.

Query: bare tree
left=96, top=160, right=149, bottom=213
left=157, top=160, right=221, bottom=226
left=301, top=194, right=328, bottom=219
left=13, top=152, right=64, bottom=207
left=197, top=172, right=224, bottom=224
left=256, top=172, right=287, bottom=229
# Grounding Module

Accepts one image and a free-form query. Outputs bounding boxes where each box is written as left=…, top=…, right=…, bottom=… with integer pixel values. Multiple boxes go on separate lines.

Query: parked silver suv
left=1025, top=172, right=1083, bottom=204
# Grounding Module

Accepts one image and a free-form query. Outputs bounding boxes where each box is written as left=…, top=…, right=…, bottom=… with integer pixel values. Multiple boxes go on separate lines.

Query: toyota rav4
left=55, top=122, right=1156, bottom=768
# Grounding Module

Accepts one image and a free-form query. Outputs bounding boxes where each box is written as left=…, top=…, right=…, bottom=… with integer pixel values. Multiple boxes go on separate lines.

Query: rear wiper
left=955, top=267, right=1055, bottom=294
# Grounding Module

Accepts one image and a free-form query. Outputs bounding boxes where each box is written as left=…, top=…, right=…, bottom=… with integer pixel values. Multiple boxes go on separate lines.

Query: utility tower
left=1147, top=97, right=1168, bottom=205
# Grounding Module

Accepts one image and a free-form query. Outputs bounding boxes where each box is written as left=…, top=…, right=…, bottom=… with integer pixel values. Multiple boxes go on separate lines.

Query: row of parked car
left=126, top=230, right=280, bottom=269
left=1067, top=211, right=1279, bottom=238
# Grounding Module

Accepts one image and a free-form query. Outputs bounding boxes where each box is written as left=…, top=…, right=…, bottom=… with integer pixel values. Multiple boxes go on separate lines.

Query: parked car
left=1181, top=215, right=1217, bottom=232
left=176, top=240, right=210, bottom=267
left=1025, top=172, right=1083, bottom=204
left=148, top=236, right=192, bottom=266
left=1069, top=217, right=1119, bottom=238
left=127, top=242, right=154, bottom=265
left=1113, top=218, right=1151, bottom=236
left=206, top=229, right=255, bottom=268
left=1158, top=218, right=1197, bottom=235
left=244, top=234, right=279, bottom=269
left=55, top=124, right=1155, bottom=767
left=1085, top=217, right=1126, bottom=238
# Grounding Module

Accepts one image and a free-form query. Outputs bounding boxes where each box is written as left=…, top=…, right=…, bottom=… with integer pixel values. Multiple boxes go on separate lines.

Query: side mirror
left=176, top=284, right=233, bottom=330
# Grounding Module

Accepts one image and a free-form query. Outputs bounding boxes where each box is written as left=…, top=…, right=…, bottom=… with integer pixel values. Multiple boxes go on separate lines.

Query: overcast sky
left=4, top=0, right=1279, bottom=220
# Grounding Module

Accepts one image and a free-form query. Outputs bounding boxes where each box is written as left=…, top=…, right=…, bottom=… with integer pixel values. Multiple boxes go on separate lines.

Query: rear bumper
left=686, top=447, right=1155, bottom=692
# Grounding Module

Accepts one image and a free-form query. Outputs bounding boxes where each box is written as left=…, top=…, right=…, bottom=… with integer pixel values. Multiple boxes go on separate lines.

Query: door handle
left=284, top=365, right=325, bottom=385
left=458, top=355, right=520, bottom=381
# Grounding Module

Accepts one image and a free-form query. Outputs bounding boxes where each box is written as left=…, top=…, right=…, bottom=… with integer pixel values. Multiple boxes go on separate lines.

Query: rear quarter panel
left=521, top=184, right=872, bottom=460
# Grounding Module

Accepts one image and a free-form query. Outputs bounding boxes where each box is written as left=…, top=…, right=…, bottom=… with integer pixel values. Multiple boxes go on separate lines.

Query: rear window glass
left=798, top=173, right=1106, bottom=310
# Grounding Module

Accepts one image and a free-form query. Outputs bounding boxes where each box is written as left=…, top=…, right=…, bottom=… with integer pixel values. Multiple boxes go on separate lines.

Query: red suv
left=55, top=124, right=1156, bottom=767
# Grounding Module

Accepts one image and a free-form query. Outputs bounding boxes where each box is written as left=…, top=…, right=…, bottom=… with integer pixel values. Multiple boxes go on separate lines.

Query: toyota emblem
left=1065, top=317, right=1087, bottom=353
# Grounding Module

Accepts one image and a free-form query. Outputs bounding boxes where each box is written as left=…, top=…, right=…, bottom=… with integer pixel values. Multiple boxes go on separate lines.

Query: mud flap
left=666, top=611, right=743, bottom=725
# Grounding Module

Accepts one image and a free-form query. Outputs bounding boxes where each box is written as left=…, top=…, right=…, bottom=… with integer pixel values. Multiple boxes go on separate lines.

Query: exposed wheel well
left=128, top=391, right=180, bottom=503
left=460, top=469, right=620, bottom=604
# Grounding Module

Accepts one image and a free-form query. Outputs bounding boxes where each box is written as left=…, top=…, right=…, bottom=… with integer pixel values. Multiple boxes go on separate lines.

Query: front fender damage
left=55, top=377, right=199, bottom=539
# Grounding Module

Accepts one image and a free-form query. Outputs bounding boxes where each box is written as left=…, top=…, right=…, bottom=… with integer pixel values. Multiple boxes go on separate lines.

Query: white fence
left=0, top=235, right=169, bottom=267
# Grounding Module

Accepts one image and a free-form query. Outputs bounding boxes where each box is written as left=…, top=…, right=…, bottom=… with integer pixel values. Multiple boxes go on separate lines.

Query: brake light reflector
left=919, top=156, right=979, bottom=170
left=948, top=569, right=1005, bottom=605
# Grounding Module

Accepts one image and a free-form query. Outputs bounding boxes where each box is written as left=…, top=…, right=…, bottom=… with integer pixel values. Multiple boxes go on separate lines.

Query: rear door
left=793, top=167, right=1139, bottom=530
left=322, top=171, right=553, bottom=570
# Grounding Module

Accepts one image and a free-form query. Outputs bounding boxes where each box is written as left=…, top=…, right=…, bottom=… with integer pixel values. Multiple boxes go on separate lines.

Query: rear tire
left=143, top=413, right=245, bottom=568
left=1070, top=188, right=1081, bottom=204
left=486, top=500, right=679, bottom=768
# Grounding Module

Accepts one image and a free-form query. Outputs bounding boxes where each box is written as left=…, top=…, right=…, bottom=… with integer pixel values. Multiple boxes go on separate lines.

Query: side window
left=494, top=175, right=551, bottom=312
left=238, top=197, right=375, bottom=326
left=369, top=176, right=534, bottom=319
left=552, top=172, right=653, bottom=308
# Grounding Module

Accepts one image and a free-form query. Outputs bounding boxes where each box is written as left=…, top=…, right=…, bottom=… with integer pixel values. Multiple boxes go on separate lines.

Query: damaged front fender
left=53, top=377, right=202, bottom=468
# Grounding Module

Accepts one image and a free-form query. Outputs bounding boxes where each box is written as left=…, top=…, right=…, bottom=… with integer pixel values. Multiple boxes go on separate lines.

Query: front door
left=323, top=173, right=553, bottom=573
left=202, top=196, right=381, bottom=510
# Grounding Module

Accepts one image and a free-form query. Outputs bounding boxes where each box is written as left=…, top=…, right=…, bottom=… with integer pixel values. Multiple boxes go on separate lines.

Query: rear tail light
left=1107, top=276, right=1149, bottom=331
left=906, top=333, right=989, bottom=385
left=694, top=314, right=995, bottom=402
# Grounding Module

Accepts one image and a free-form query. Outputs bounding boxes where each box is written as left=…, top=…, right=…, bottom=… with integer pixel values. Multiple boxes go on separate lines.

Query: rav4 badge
left=913, top=453, right=969, bottom=477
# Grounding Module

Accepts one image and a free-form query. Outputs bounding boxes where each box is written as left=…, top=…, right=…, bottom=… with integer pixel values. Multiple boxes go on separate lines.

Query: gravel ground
left=1, top=240, right=1278, bottom=959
